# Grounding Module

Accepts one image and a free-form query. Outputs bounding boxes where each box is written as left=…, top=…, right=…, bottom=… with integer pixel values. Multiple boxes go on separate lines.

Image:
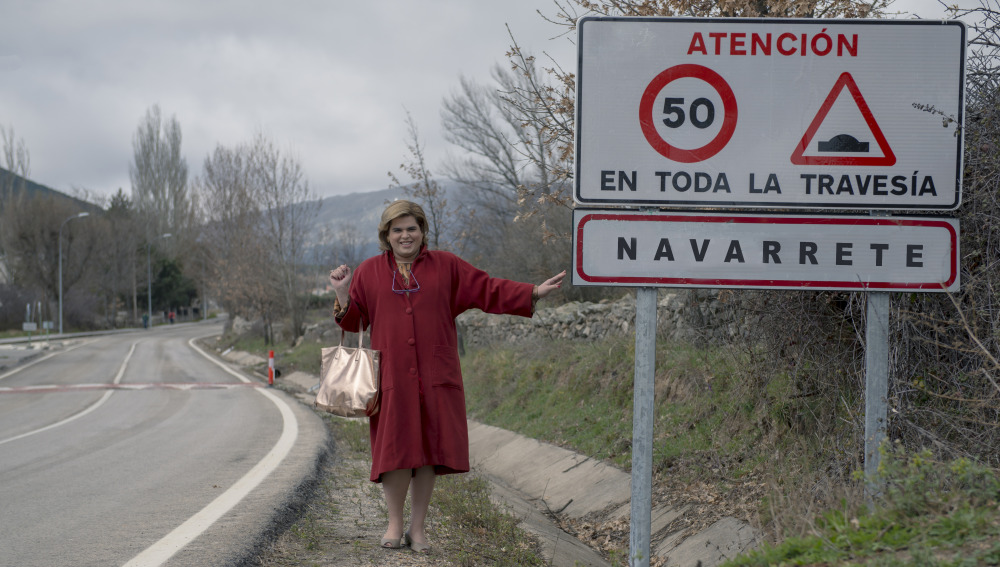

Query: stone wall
left=456, top=289, right=749, bottom=349
left=288, top=289, right=750, bottom=350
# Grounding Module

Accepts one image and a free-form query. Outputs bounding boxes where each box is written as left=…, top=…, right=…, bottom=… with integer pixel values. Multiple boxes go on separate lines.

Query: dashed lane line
left=0, top=342, right=136, bottom=447
left=0, top=382, right=265, bottom=394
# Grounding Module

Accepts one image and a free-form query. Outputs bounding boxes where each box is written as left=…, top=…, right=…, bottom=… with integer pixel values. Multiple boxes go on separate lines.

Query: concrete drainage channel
left=234, top=352, right=762, bottom=567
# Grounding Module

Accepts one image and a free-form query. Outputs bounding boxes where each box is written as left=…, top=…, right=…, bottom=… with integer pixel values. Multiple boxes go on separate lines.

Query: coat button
left=407, top=338, right=415, bottom=346
left=409, top=367, right=417, bottom=375
left=405, top=307, right=413, bottom=315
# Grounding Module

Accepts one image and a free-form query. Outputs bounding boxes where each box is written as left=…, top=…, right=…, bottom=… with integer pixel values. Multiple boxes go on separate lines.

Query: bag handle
left=339, top=327, right=369, bottom=349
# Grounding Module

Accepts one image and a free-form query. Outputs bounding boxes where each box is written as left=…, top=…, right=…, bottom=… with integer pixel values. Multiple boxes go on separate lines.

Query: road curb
left=190, top=337, right=335, bottom=567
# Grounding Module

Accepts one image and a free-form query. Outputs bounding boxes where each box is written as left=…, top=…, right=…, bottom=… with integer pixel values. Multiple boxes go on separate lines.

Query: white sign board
left=575, top=18, right=966, bottom=210
left=573, top=210, right=959, bottom=291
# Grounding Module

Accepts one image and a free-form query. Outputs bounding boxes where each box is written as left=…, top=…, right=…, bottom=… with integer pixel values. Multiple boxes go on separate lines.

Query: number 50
left=662, top=97, right=715, bottom=129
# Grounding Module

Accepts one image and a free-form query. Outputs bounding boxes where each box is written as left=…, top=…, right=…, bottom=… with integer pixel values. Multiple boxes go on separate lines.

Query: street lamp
left=147, top=233, right=172, bottom=329
left=58, top=212, right=90, bottom=335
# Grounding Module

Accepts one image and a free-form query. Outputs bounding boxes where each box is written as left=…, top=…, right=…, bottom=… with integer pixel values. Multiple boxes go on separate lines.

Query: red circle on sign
left=639, top=64, right=738, bottom=163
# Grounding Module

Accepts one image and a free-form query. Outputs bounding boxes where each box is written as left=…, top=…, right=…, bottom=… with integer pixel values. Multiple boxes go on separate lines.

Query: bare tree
left=0, top=125, right=30, bottom=283
left=249, top=132, right=319, bottom=340
left=196, top=143, right=271, bottom=339
left=441, top=57, right=571, bottom=212
left=95, top=189, right=142, bottom=326
left=196, top=133, right=317, bottom=344
left=129, top=105, right=194, bottom=244
left=389, top=110, right=463, bottom=253
left=0, top=195, right=98, bottom=325
left=329, top=222, right=368, bottom=268
left=1, top=124, right=30, bottom=184
left=441, top=73, right=523, bottom=215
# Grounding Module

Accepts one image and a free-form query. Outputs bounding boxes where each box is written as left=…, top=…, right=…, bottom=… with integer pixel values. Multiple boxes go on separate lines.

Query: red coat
left=337, top=247, right=534, bottom=482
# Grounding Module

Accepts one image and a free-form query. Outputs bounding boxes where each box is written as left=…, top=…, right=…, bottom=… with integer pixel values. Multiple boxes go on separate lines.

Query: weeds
left=259, top=409, right=547, bottom=566
left=723, top=446, right=1000, bottom=566
left=462, top=330, right=1000, bottom=563
left=462, top=335, right=738, bottom=474
left=433, top=474, right=546, bottom=566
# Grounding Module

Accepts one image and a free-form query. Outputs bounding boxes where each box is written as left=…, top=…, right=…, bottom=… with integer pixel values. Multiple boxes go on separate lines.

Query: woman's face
left=388, top=215, right=423, bottom=261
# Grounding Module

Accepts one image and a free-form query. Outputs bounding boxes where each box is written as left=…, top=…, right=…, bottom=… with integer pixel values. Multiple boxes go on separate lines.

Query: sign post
left=630, top=287, right=657, bottom=565
left=864, top=291, right=889, bottom=500
left=573, top=16, right=966, bottom=565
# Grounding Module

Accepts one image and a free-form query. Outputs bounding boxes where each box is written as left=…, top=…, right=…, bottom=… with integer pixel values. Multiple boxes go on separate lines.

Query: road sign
left=572, top=210, right=959, bottom=291
left=575, top=18, right=966, bottom=210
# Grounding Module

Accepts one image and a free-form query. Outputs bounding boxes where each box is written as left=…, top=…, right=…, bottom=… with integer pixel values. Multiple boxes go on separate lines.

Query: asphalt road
left=0, top=322, right=330, bottom=567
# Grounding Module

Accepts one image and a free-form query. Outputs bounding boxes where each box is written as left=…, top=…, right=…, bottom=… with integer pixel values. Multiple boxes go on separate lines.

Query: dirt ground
left=258, top=450, right=449, bottom=567
left=561, top=471, right=768, bottom=561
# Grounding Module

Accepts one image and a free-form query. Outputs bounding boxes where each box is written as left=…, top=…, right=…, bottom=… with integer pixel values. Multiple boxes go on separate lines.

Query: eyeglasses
left=392, top=270, right=420, bottom=294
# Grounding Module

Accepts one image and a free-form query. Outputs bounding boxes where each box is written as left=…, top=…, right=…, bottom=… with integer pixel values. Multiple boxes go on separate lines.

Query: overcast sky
left=0, top=0, right=972, bottom=203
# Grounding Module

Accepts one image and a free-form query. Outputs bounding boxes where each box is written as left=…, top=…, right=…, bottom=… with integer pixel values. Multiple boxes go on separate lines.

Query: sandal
left=404, top=531, right=431, bottom=553
left=380, top=535, right=404, bottom=549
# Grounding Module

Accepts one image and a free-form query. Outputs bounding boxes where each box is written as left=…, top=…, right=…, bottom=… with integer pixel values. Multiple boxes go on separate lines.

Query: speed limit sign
left=638, top=63, right=738, bottom=163
left=574, top=17, right=966, bottom=210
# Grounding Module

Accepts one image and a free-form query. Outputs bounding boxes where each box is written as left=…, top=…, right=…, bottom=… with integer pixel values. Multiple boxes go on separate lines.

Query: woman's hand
left=329, top=264, right=353, bottom=305
left=534, top=270, right=566, bottom=300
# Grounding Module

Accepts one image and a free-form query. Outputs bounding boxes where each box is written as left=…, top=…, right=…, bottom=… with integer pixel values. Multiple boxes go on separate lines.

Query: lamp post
left=147, top=233, right=172, bottom=329
left=58, top=212, right=90, bottom=335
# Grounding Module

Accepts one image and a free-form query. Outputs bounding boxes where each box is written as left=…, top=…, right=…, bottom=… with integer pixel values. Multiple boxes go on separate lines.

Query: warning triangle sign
left=790, top=72, right=895, bottom=167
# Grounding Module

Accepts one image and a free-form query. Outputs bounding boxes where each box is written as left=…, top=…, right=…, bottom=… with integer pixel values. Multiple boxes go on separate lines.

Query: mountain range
left=0, top=167, right=101, bottom=212
left=1, top=167, right=469, bottom=260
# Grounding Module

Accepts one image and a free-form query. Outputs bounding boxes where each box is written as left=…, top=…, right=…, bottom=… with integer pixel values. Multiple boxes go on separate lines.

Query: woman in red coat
left=329, top=200, right=564, bottom=553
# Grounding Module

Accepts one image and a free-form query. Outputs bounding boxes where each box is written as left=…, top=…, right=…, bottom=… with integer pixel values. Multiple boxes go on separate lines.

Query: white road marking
left=0, top=340, right=91, bottom=381
left=0, top=382, right=263, bottom=394
left=0, top=341, right=136, bottom=447
left=121, top=336, right=300, bottom=567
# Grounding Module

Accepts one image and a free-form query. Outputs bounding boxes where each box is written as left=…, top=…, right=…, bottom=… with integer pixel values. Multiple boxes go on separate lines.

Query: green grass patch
left=461, top=335, right=741, bottom=475
left=433, top=474, right=546, bottom=566
left=323, top=413, right=370, bottom=455
left=722, top=447, right=1000, bottom=566
left=224, top=333, right=269, bottom=355
left=277, top=341, right=323, bottom=376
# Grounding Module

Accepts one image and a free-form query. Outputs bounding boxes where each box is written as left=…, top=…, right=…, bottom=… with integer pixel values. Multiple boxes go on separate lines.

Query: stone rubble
left=457, top=289, right=751, bottom=348
left=292, top=289, right=750, bottom=350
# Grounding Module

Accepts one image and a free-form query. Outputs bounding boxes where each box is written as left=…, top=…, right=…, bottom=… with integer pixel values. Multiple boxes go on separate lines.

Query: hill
left=309, top=186, right=403, bottom=235
left=302, top=183, right=471, bottom=260
left=0, top=167, right=98, bottom=212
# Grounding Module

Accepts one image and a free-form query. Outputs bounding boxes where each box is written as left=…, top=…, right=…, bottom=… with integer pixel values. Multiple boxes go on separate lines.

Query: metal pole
left=864, top=291, right=890, bottom=501
left=147, top=242, right=152, bottom=328
left=58, top=230, right=63, bottom=335
left=146, top=233, right=172, bottom=329
left=630, top=287, right=657, bottom=567
left=58, top=212, right=89, bottom=335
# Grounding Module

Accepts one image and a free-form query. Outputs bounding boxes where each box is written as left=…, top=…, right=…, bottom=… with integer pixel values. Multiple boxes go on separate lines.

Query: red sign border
left=574, top=212, right=958, bottom=290
left=790, top=72, right=896, bottom=167
left=638, top=64, right=739, bottom=163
